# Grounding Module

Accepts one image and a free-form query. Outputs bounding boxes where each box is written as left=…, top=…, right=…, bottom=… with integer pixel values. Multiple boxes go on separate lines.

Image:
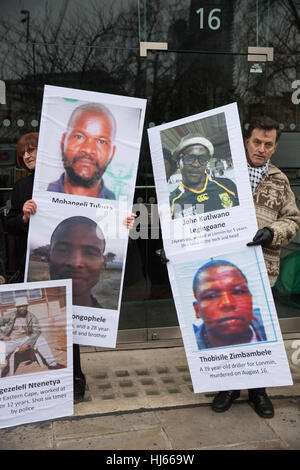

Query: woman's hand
left=123, top=213, right=136, bottom=229
left=22, top=199, right=37, bottom=223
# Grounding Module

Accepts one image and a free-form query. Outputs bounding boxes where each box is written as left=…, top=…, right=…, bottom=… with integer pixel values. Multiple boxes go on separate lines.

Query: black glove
left=247, top=227, right=274, bottom=247
left=155, top=248, right=169, bottom=264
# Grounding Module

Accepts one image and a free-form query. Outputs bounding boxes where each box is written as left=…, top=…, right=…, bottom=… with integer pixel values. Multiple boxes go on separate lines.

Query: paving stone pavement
left=0, top=340, right=299, bottom=451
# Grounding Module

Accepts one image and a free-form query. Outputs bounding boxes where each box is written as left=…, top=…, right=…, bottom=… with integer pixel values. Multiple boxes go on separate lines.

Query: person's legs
left=0, top=339, right=22, bottom=373
left=73, top=344, right=86, bottom=400
left=248, top=387, right=274, bottom=418
left=211, top=388, right=274, bottom=418
left=211, top=390, right=240, bottom=412
left=4, top=337, right=26, bottom=356
left=34, top=335, right=62, bottom=368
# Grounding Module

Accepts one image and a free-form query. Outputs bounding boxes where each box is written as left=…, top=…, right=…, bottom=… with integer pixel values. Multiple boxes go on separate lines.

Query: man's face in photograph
left=179, top=144, right=210, bottom=187
left=193, top=264, right=253, bottom=342
left=49, top=221, right=105, bottom=300
left=61, top=109, right=116, bottom=187
left=16, top=305, right=28, bottom=316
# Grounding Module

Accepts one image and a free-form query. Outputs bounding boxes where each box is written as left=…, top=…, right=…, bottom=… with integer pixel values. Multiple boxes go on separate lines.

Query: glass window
left=0, top=0, right=299, bottom=335
left=0, top=288, right=42, bottom=305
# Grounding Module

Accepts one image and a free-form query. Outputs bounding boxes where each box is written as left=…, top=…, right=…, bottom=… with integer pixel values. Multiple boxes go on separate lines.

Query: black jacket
left=0, top=217, right=6, bottom=280
left=6, top=172, right=34, bottom=276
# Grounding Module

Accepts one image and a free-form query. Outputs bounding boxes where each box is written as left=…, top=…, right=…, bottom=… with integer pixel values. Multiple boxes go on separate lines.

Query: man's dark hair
left=245, top=116, right=281, bottom=142
left=193, top=259, right=248, bottom=299
left=50, top=216, right=106, bottom=252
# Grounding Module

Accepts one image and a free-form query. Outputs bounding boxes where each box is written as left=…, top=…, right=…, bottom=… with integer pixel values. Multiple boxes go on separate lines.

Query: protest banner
left=148, top=103, right=292, bottom=393
left=25, top=85, right=146, bottom=348
left=0, top=280, right=73, bottom=429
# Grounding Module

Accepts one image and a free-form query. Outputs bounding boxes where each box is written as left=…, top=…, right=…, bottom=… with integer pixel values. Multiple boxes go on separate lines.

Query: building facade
left=1, top=0, right=299, bottom=347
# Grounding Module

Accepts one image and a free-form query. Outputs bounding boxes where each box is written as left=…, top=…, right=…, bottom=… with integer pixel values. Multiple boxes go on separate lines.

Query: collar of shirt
left=247, top=161, right=269, bottom=193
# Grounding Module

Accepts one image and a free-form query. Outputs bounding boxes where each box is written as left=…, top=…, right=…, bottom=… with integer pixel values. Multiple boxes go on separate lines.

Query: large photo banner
left=148, top=103, right=292, bottom=393
left=0, top=280, right=73, bottom=429
left=148, top=103, right=258, bottom=256
left=25, top=85, right=146, bottom=348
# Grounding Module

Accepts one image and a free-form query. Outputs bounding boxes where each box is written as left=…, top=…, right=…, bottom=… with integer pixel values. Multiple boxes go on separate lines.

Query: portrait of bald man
left=192, top=259, right=267, bottom=350
left=40, top=216, right=106, bottom=400
left=48, top=216, right=106, bottom=309
left=47, top=103, right=116, bottom=199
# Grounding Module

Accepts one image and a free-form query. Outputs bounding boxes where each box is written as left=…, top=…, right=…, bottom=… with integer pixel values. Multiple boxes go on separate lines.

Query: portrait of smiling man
left=169, top=133, right=239, bottom=219
left=47, top=103, right=116, bottom=199
left=48, top=216, right=106, bottom=309
left=47, top=215, right=106, bottom=400
left=192, top=259, right=266, bottom=350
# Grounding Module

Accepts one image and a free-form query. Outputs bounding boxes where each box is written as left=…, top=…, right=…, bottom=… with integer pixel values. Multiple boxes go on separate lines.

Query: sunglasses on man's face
left=180, top=153, right=210, bottom=165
